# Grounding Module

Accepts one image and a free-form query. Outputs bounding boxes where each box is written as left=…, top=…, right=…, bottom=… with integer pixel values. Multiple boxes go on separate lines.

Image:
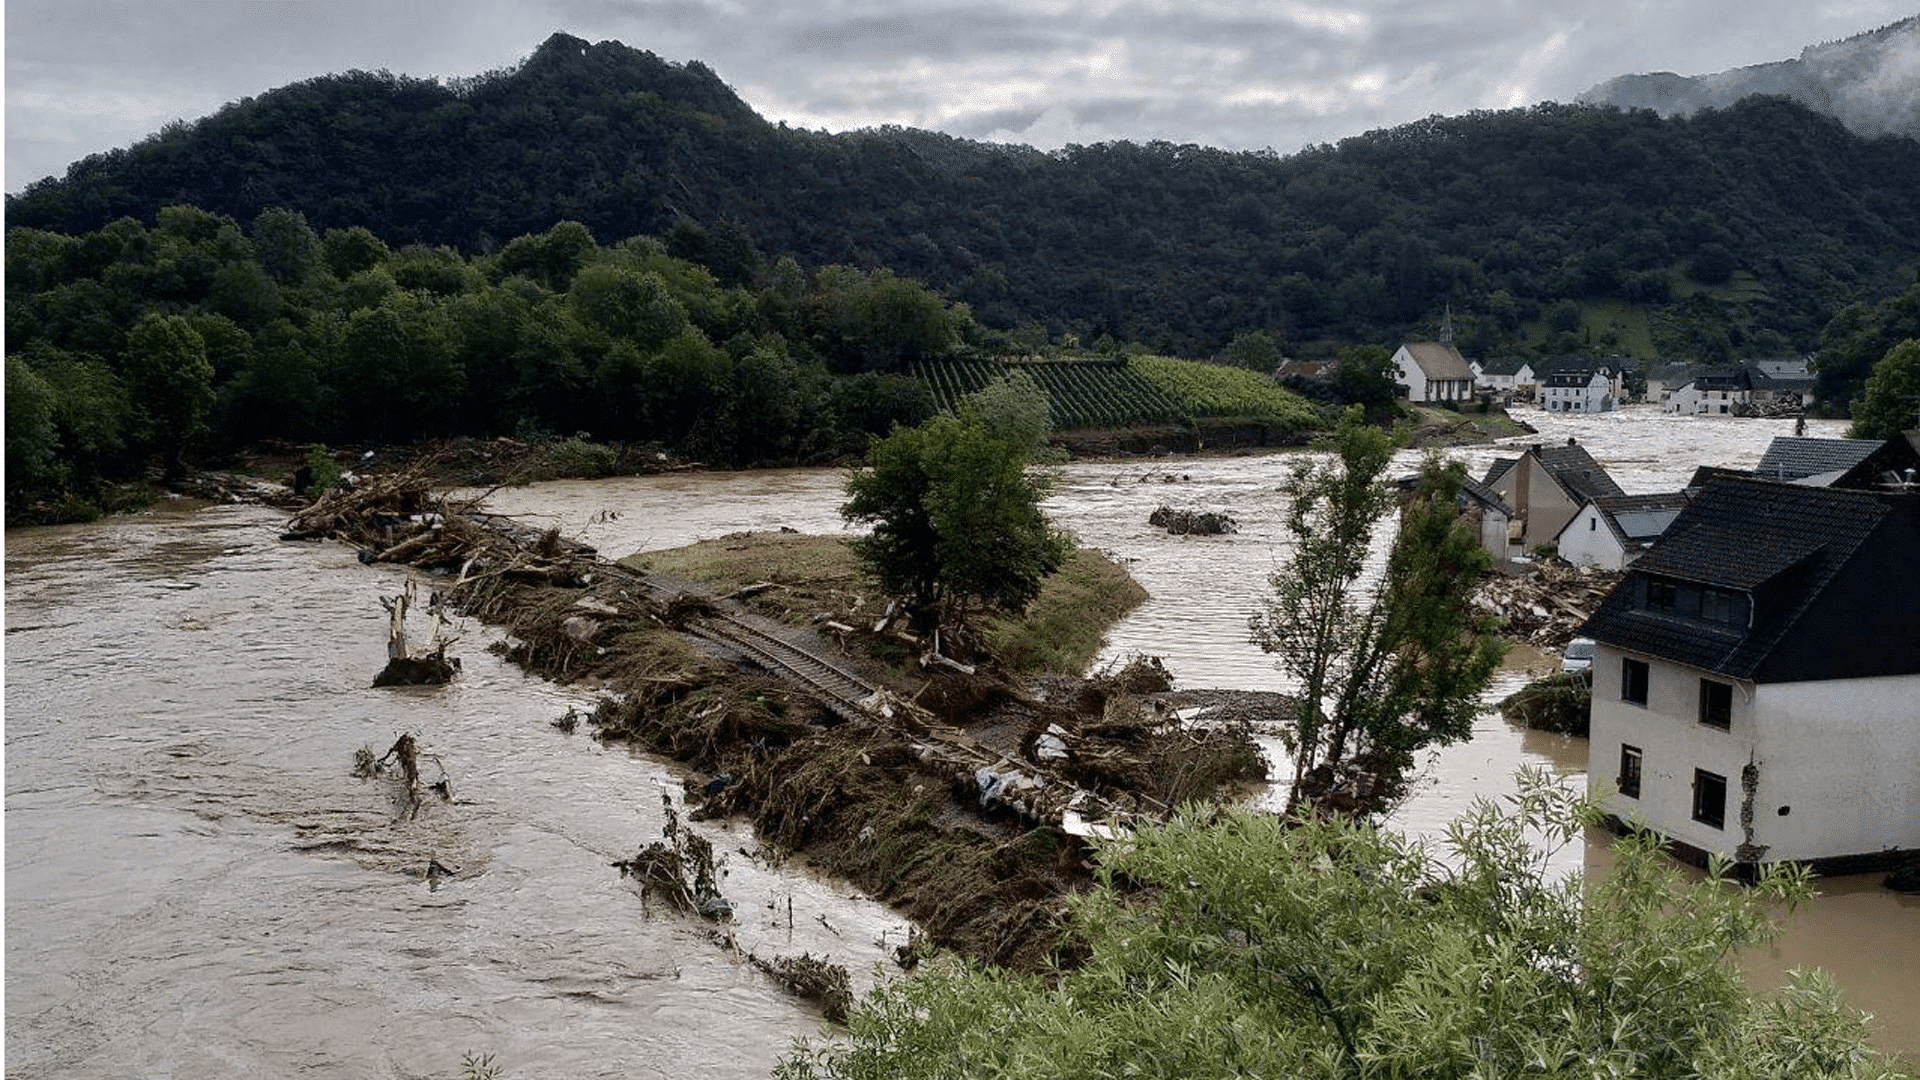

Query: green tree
left=779, top=772, right=1902, bottom=1080
left=320, top=226, right=391, bottom=279
left=1225, top=328, right=1282, bottom=372
left=6, top=355, right=63, bottom=503
left=123, top=311, right=215, bottom=477
left=328, top=294, right=463, bottom=439
left=1813, top=285, right=1920, bottom=412
left=842, top=376, right=1069, bottom=628
left=1248, top=411, right=1504, bottom=811
left=1849, top=339, right=1920, bottom=439
left=249, top=207, right=322, bottom=286
left=1331, top=343, right=1400, bottom=423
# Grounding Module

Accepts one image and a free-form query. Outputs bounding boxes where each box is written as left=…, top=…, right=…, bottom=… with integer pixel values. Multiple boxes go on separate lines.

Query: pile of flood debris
left=278, top=463, right=1265, bottom=975
left=1147, top=505, right=1236, bottom=535
left=1472, top=562, right=1621, bottom=648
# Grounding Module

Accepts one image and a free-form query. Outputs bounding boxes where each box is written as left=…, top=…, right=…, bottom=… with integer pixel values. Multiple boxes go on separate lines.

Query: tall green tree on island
left=842, top=374, right=1069, bottom=632
left=777, top=772, right=1902, bottom=1080
left=1249, top=410, right=1505, bottom=812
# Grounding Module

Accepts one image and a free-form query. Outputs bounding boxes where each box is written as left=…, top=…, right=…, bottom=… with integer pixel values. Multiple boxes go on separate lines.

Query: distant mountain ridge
left=9, top=32, right=1920, bottom=361
left=1579, top=17, right=1920, bottom=140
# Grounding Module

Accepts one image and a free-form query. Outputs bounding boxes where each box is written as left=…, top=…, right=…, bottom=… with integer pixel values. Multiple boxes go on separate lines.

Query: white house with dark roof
left=1581, top=479, right=1920, bottom=870
left=1391, top=341, right=1475, bottom=403
left=1540, top=368, right=1616, bottom=413
left=1645, top=363, right=1697, bottom=407
left=1482, top=439, right=1626, bottom=550
left=1471, top=356, right=1536, bottom=395
left=1555, top=491, right=1690, bottom=570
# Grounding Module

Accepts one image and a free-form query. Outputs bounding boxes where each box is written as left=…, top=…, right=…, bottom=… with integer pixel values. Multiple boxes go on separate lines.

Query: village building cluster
left=1283, top=330, right=1915, bottom=873
left=1456, top=427, right=1920, bottom=874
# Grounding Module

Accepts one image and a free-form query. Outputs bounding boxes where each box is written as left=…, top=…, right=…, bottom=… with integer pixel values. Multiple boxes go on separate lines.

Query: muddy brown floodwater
left=8, top=406, right=1917, bottom=1072
left=6, top=503, right=908, bottom=1079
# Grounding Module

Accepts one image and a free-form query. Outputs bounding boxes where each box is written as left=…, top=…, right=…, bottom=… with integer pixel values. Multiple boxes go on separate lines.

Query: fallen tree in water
left=372, top=580, right=460, bottom=686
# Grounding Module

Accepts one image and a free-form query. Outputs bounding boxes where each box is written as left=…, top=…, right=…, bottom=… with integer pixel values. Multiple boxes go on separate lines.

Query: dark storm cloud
left=6, top=0, right=1915, bottom=191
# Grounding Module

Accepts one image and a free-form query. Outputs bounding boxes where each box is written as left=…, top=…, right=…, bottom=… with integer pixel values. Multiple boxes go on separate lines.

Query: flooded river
left=8, top=406, right=1917, bottom=1071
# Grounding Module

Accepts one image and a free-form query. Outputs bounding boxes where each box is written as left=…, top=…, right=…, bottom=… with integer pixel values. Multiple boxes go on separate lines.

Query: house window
left=1699, top=679, right=1732, bottom=730
left=1647, top=580, right=1677, bottom=612
left=1619, top=745, right=1643, bottom=798
left=1701, top=588, right=1737, bottom=625
left=1590, top=518, right=1597, bottom=531
left=1622, top=657, right=1649, bottom=706
left=1692, top=769, right=1727, bottom=829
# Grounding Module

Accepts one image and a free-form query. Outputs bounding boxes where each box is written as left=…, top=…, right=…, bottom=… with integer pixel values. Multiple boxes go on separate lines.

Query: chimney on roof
left=1440, top=304, right=1455, bottom=347
left=1567, top=437, right=1577, bottom=446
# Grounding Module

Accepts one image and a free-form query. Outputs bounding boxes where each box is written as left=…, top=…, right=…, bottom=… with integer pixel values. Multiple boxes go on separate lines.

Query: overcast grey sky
left=5, top=0, right=1915, bottom=193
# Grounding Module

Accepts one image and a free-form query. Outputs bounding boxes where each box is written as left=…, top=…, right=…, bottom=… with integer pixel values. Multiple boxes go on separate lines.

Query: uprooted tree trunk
left=373, top=580, right=461, bottom=687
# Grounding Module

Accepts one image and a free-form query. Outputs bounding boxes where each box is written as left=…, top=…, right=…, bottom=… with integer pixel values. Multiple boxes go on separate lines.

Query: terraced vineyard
left=1130, top=355, right=1321, bottom=429
left=909, top=355, right=1315, bottom=433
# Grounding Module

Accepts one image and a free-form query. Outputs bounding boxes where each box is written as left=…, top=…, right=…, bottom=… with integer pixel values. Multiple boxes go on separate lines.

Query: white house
left=1581, top=479, right=1920, bottom=870
left=1665, top=368, right=1754, bottom=415
left=1539, top=369, right=1615, bottom=413
left=1471, top=357, right=1535, bottom=395
left=1392, top=341, right=1475, bottom=403
left=1645, top=363, right=1696, bottom=408
left=1554, top=492, right=1689, bottom=570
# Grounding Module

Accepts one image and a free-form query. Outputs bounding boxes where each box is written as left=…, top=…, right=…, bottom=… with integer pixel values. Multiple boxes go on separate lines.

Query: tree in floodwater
left=1249, top=409, right=1505, bottom=812
left=842, top=373, right=1069, bottom=630
left=778, top=770, right=1902, bottom=1080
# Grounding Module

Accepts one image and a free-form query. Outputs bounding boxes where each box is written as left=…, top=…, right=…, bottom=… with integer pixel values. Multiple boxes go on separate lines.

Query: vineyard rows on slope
left=910, top=356, right=1315, bottom=431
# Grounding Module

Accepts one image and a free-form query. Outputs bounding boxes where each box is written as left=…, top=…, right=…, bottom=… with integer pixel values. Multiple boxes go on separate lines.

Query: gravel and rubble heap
left=1472, top=562, right=1621, bottom=649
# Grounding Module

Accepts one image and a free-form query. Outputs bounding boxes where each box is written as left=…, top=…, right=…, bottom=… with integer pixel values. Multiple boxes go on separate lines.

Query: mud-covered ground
left=280, top=463, right=1270, bottom=975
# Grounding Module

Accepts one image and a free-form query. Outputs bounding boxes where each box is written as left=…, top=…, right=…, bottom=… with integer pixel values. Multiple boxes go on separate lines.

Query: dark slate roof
left=1483, top=457, right=1519, bottom=488
left=1691, top=367, right=1754, bottom=391
left=1646, top=362, right=1696, bottom=384
left=1592, top=492, right=1690, bottom=546
left=1686, top=465, right=1752, bottom=490
left=1542, top=369, right=1600, bottom=387
left=1755, top=437, right=1886, bottom=482
left=1535, top=443, right=1625, bottom=502
left=1459, top=475, right=1512, bottom=516
left=1581, top=479, right=1911, bottom=680
left=1476, top=356, right=1532, bottom=376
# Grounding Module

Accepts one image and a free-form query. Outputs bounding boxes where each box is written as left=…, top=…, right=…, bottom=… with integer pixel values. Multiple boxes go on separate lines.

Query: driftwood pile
left=1148, top=505, right=1237, bottom=535
left=614, top=794, right=732, bottom=920
left=283, top=461, right=601, bottom=590
left=1472, top=562, right=1621, bottom=648
left=1732, top=398, right=1804, bottom=419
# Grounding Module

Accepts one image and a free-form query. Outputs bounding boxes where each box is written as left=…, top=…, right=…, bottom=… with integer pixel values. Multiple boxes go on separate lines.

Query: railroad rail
left=465, top=520, right=1168, bottom=834
left=678, top=602, right=1169, bottom=834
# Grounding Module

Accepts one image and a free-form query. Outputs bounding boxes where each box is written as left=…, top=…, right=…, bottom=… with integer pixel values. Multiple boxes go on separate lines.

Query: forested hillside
left=11, top=32, right=1920, bottom=361
left=5, top=207, right=1324, bottom=522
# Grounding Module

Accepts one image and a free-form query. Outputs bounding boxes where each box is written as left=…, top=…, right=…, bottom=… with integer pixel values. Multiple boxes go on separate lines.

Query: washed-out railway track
left=638, top=580, right=1170, bottom=832
left=459, top=513, right=1169, bottom=832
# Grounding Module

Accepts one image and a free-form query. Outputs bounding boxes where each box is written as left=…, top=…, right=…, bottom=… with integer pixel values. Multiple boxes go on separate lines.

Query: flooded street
left=8, top=405, right=1917, bottom=1070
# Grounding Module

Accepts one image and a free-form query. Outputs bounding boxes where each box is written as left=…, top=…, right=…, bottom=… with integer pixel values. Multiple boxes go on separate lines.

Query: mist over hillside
left=1579, top=17, right=1920, bottom=139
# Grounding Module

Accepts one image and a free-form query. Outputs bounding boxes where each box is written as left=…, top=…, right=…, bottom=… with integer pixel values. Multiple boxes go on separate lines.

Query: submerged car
left=1560, top=636, right=1597, bottom=673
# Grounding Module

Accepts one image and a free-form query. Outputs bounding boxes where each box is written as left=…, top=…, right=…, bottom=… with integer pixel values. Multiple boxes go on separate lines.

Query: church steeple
left=1439, top=304, right=1455, bottom=346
